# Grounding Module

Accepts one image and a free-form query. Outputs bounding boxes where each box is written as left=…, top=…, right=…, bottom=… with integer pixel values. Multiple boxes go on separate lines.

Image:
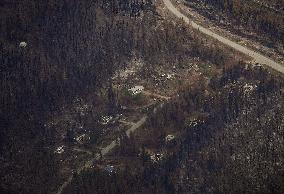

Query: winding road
left=163, top=0, right=284, bottom=74
left=56, top=2, right=283, bottom=193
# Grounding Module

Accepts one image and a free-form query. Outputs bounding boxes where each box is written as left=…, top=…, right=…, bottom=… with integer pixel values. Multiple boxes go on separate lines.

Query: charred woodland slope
left=0, top=0, right=154, bottom=193
left=63, top=64, right=284, bottom=194
left=1, top=0, right=284, bottom=194
left=0, top=0, right=231, bottom=193
left=185, top=0, right=284, bottom=48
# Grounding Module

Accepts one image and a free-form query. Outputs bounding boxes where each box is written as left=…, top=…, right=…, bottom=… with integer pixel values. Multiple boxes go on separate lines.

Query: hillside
left=63, top=64, right=284, bottom=194
left=184, top=0, right=284, bottom=52
left=1, top=0, right=284, bottom=194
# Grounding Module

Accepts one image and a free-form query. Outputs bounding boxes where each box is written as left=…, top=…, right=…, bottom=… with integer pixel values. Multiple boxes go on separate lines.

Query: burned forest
left=1, top=0, right=284, bottom=194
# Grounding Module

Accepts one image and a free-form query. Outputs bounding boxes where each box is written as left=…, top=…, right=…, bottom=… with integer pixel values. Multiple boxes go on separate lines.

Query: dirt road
left=163, top=0, right=284, bottom=74
left=56, top=116, right=147, bottom=194
left=142, top=91, right=171, bottom=100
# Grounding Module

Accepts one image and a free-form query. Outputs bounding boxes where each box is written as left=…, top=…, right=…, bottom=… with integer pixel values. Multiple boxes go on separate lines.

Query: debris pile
left=165, top=134, right=175, bottom=143
left=100, top=115, right=114, bottom=125
left=128, top=86, right=144, bottom=95
left=150, top=153, right=164, bottom=163
left=76, top=134, right=90, bottom=144
left=19, top=42, right=27, bottom=48
left=104, top=165, right=115, bottom=175
left=54, top=146, right=64, bottom=154
left=243, top=83, right=257, bottom=94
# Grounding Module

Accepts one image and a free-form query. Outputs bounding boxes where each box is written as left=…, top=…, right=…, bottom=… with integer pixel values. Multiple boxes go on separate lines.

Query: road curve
left=163, top=0, right=284, bottom=74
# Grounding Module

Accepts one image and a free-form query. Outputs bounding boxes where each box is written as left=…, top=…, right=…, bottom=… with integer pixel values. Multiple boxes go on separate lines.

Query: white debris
left=19, top=42, right=27, bottom=48
left=188, top=120, right=198, bottom=127
left=100, top=115, right=114, bottom=125
left=193, top=64, right=199, bottom=71
left=75, top=103, right=90, bottom=116
left=54, top=146, right=64, bottom=154
left=128, top=86, right=144, bottom=95
left=253, top=63, right=263, bottom=68
left=150, top=155, right=156, bottom=162
left=105, top=165, right=115, bottom=174
left=165, top=134, right=175, bottom=143
left=150, top=153, right=164, bottom=163
left=166, top=73, right=175, bottom=80
left=112, top=58, right=143, bottom=80
left=243, top=83, right=257, bottom=93
left=76, top=134, right=90, bottom=144
left=160, top=73, right=174, bottom=80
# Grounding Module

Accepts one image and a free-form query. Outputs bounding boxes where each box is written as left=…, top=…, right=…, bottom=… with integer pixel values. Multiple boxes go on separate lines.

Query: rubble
left=166, top=73, right=174, bottom=79
left=112, top=57, right=144, bottom=80
left=100, top=115, right=114, bottom=125
left=76, top=134, right=90, bottom=144
left=54, top=146, right=64, bottom=154
left=104, top=165, right=115, bottom=175
left=128, top=86, right=144, bottom=95
left=150, top=153, right=164, bottom=163
left=19, top=42, right=27, bottom=48
left=243, top=83, right=257, bottom=93
left=188, top=120, right=198, bottom=127
left=160, top=73, right=175, bottom=80
left=165, top=134, right=175, bottom=143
